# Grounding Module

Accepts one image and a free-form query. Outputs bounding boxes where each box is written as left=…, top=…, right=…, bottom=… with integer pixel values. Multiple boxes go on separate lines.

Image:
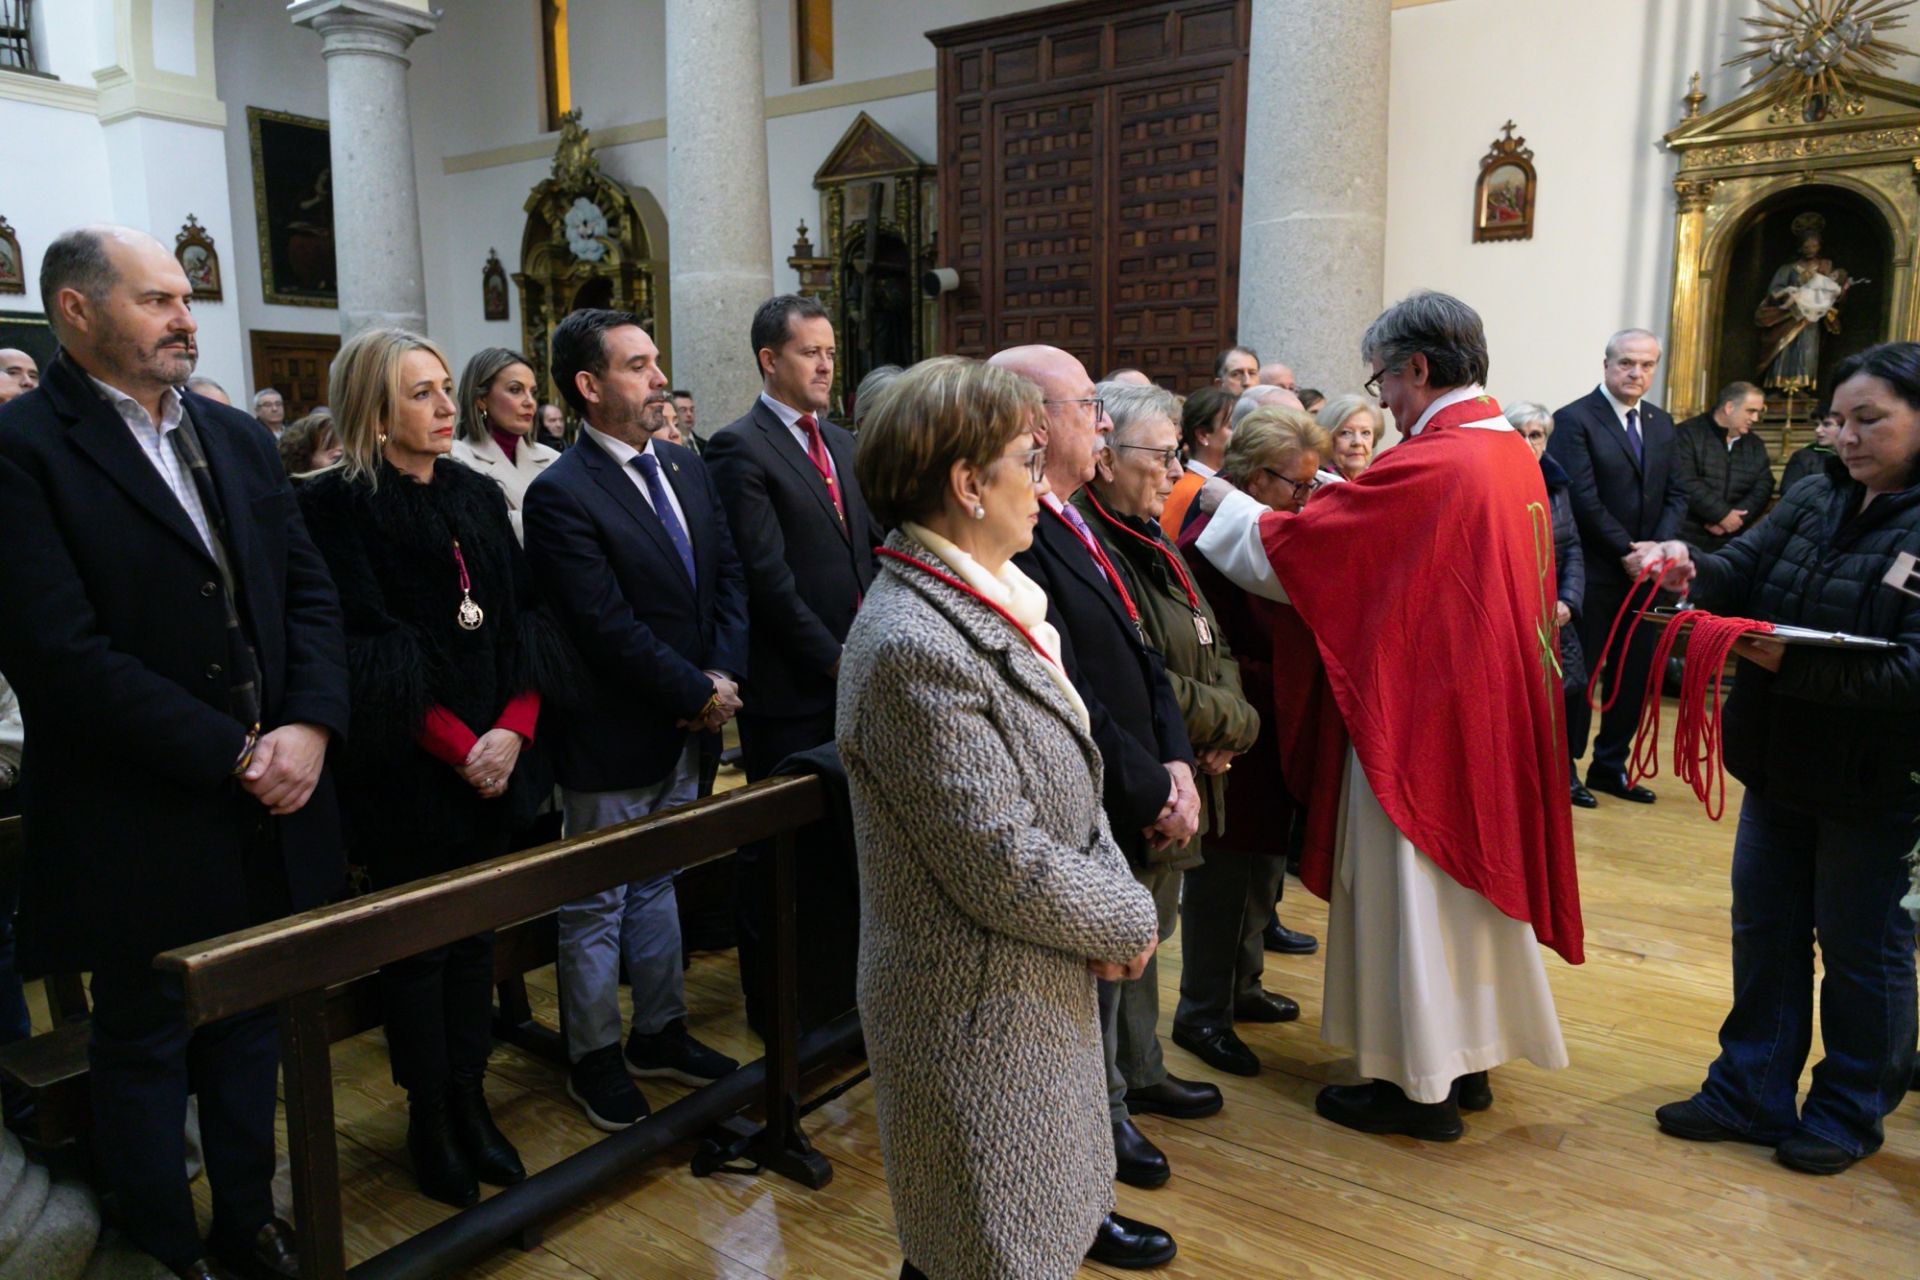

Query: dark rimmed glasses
left=1261, top=467, right=1322, bottom=500
left=1114, top=443, right=1181, bottom=470
left=1044, top=396, right=1105, bottom=422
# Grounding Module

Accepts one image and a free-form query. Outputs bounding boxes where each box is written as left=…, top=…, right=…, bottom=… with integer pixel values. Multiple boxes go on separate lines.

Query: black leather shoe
left=1171, top=1024, right=1259, bottom=1077
left=1454, top=1071, right=1493, bottom=1112
left=1262, top=920, right=1319, bottom=954
left=406, top=1084, right=480, bottom=1207
left=207, top=1217, right=301, bottom=1280
left=1112, top=1117, right=1170, bottom=1188
left=1569, top=780, right=1598, bottom=809
left=1775, top=1129, right=1861, bottom=1175
left=1124, top=1074, right=1223, bottom=1119
left=1087, top=1211, right=1178, bottom=1269
left=1234, top=990, right=1301, bottom=1023
left=1586, top=767, right=1655, bottom=804
left=1316, top=1080, right=1462, bottom=1142
left=448, top=1066, right=527, bottom=1186
left=1653, top=1098, right=1779, bottom=1146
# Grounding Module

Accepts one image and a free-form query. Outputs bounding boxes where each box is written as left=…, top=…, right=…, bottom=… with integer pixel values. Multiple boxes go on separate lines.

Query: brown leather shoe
left=210, top=1217, right=301, bottom=1280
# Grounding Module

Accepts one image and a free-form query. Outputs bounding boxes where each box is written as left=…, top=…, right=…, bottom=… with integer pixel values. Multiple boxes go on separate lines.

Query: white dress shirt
left=1599, top=384, right=1644, bottom=437
left=582, top=423, right=689, bottom=530
left=88, top=374, right=214, bottom=555
left=759, top=391, right=839, bottom=482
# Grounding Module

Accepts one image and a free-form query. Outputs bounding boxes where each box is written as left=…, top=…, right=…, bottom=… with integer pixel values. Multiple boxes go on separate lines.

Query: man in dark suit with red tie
left=704, top=295, right=879, bottom=1031
left=1546, top=328, right=1688, bottom=809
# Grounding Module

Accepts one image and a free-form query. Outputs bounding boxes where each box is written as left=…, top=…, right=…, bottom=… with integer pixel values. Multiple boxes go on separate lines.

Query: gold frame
left=1663, top=71, right=1920, bottom=417
left=0, top=216, right=21, bottom=295
left=1473, top=122, right=1536, bottom=243
left=247, top=106, right=335, bottom=310
left=174, top=214, right=222, bottom=302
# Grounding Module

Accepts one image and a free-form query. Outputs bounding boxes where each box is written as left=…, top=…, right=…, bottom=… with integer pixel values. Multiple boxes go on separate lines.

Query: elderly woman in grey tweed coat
left=839, top=357, right=1170, bottom=1279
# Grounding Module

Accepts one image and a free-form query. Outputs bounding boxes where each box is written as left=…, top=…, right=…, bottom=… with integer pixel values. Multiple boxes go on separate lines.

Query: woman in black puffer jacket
left=1647, top=342, right=1920, bottom=1177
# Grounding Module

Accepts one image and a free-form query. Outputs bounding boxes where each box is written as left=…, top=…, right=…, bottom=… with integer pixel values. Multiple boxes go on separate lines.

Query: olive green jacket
left=1075, top=490, right=1260, bottom=859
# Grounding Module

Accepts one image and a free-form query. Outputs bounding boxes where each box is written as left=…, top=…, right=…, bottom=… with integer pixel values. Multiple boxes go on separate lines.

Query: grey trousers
left=1174, top=843, right=1288, bottom=1032
left=556, top=742, right=699, bottom=1062
left=1105, top=862, right=1181, bottom=1119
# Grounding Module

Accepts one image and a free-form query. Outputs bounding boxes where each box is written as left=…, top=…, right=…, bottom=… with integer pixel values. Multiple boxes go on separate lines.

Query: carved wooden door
left=932, top=0, right=1248, bottom=389
left=249, top=329, right=340, bottom=419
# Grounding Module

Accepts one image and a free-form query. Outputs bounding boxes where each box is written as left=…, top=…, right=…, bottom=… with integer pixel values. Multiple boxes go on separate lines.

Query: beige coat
left=836, top=532, right=1158, bottom=1280
left=451, top=432, right=560, bottom=543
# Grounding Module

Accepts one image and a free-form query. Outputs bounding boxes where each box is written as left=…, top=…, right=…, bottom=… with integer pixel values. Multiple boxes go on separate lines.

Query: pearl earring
left=378, top=432, right=389, bottom=445
left=972, top=505, right=986, bottom=520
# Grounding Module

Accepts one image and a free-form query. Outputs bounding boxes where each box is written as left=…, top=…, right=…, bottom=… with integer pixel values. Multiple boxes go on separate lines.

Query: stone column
left=665, top=0, right=775, bottom=430
left=1237, top=3, right=1390, bottom=392
left=289, top=0, right=437, bottom=338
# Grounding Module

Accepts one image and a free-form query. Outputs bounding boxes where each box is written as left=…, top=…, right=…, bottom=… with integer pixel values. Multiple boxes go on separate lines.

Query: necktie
left=632, top=453, right=696, bottom=587
left=798, top=414, right=846, bottom=522
left=1625, top=407, right=1644, bottom=463
left=1055, top=501, right=1112, bottom=588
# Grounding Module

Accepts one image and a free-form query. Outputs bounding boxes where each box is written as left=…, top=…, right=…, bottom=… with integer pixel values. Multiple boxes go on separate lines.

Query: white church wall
left=211, top=0, right=334, bottom=400
left=0, top=99, right=114, bottom=312
left=1383, top=0, right=1920, bottom=413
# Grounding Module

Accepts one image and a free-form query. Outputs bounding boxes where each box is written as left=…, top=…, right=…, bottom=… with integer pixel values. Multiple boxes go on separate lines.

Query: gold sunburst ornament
left=1726, top=0, right=1915, bottom=116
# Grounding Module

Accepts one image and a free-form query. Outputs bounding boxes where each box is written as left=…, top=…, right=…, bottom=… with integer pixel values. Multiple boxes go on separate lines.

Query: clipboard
left=1645, top=606, right=1901, bottom=653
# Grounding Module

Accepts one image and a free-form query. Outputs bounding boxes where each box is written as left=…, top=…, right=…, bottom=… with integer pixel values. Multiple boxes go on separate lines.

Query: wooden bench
left=155, top=774, right=847, bottom=1280
left=0, top=810, right=568, bottom=1163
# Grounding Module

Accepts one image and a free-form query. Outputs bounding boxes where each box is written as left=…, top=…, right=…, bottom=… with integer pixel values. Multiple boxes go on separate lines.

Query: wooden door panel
left=249, top=330, right=339, bottom=420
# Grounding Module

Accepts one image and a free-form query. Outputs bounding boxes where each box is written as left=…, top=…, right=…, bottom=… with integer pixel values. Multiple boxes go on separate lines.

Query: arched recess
left=513, top=111, right=665, bottom=410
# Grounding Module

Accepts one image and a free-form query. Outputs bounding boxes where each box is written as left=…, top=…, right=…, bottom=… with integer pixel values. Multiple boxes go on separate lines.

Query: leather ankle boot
left=407, top=1083, right=479, bottom=1207
left=448, top=1066, right=526, bottom=1186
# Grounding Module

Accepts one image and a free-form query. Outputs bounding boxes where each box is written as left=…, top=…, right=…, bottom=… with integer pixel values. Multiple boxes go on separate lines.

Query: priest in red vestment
left=1195, top=290, right=1582, bottom=1141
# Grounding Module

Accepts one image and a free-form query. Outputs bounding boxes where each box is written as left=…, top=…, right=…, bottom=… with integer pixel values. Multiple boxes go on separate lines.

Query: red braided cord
left=1585, top=561, right=1684, bottom=714
left=1589, top=566, right=1775, bottom=820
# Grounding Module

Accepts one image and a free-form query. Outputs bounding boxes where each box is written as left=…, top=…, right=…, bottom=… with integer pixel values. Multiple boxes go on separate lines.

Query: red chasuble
left=1263, top=395, right=1583, bottom=964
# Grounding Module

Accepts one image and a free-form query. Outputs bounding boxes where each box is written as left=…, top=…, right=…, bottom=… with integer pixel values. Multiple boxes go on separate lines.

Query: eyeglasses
left=1114, top=443, right=1181, bottom=470
left=1261, top=467, right=1322, bottom=499
left=1044, top=396, right=1105, bottom=422
left=1007, top=444, right=1047, bottom=484
left=1363, top=367, right=1397, bottom=398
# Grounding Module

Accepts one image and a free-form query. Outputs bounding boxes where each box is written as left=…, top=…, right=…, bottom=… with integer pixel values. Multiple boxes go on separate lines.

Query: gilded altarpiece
left=1663, top=73, right=1920, bottom=419
left=516, top=111, right=665, bottom=409
left=787, top=113, right=937, bottom=412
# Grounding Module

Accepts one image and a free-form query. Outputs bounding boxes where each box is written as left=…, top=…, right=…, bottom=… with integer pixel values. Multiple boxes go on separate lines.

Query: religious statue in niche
left=482, top=249, right=509, bottom=321
left=1472, top=122, right=1536, bottom=243
left=1754, top=212, right=1869, bottom=392
left=175, top=215, right=222, bottom=302
left=0, top=216, right=22, bottom=295
left=841, top=181, right=916, bottom=379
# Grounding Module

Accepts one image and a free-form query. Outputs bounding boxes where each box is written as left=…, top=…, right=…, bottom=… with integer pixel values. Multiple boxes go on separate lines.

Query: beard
left=99, top=319, right=197, bottom=388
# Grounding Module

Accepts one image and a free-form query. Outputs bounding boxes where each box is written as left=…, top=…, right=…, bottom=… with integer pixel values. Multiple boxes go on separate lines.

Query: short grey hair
left=252, top=387, right=283, bottom=409
left=853, top=364, right=904, bottom=425
left=1097, top=381, right=1179, bottom=447
left=1231, top=385, right=1289, bottom=430
left=1360, top=290, right=1490, bottom=390
left=39, top=228, right=118, bottom=336
left=1316, top=393, right=1380, bottom=437
left=185, top=376, right=229, bottom=399
left=1604, top=328, right=1660, bottom=360
left=1503, top=400, right=1554, bottom=438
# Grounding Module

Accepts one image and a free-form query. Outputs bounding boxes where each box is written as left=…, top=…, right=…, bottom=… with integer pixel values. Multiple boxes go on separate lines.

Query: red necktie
left=799, top=414, right=845, bottom=523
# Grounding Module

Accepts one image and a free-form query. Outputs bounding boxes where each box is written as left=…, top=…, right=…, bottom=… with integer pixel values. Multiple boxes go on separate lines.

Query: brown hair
left=855, top=356, right=1042, bottom=529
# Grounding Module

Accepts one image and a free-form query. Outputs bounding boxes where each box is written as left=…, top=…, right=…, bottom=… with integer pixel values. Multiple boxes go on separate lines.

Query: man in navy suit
left=522, top=309, right=745, bottom=1132
left=704, top=295, right=879, bottom=1031
left=1546, top=328, right=1687, bottom=808
left=0, top=227, right=347, bottom=1280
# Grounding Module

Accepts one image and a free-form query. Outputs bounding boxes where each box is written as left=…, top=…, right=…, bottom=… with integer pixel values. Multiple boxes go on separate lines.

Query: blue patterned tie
left=632, top=453, right=696, bottom=587
left=1625, top=407, right=1644, bottom=463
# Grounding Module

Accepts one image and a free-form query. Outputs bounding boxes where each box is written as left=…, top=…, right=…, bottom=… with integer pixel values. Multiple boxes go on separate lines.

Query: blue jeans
left=1694, top=788, right=1917, bottom=1156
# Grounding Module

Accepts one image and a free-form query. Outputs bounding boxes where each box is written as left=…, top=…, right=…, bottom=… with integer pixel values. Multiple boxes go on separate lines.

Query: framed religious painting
left=482, top=249, right=509, bottom=321
left=0, top=217, right=22, bottom=294
left=1473, top=121, right=1536, bottom=244
left=247, top=106, right=336, bottom=307
left=175, top=215, right=223, bottom=302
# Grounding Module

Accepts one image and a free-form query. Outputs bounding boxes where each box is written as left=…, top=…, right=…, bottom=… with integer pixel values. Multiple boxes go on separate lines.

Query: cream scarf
left=904, top=523, right=1090, bottom=730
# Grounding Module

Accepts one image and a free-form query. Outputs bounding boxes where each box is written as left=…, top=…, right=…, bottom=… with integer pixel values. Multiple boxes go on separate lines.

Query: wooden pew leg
left=279, top=990, right=346, bottom=1280
left=747, top=829, right=831, bottom=1189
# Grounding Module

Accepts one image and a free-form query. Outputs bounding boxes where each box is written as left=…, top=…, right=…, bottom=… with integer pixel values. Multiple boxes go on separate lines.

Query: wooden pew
left=155, top=774, right=843, bottom=1280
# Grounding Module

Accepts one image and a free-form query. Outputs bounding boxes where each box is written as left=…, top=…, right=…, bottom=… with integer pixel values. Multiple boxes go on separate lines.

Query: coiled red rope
left=1584, top=561, right=1774, bottom=820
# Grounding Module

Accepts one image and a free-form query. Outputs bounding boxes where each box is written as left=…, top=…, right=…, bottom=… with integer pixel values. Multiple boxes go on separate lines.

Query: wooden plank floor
left=191, top=763, right=1920, bottom=1278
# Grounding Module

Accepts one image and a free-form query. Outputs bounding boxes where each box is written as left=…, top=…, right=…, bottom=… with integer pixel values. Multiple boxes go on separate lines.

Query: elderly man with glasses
left=989, top=345, right=1210, bottom=1200
left=1193, top=290, right=1583, bottom=1143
